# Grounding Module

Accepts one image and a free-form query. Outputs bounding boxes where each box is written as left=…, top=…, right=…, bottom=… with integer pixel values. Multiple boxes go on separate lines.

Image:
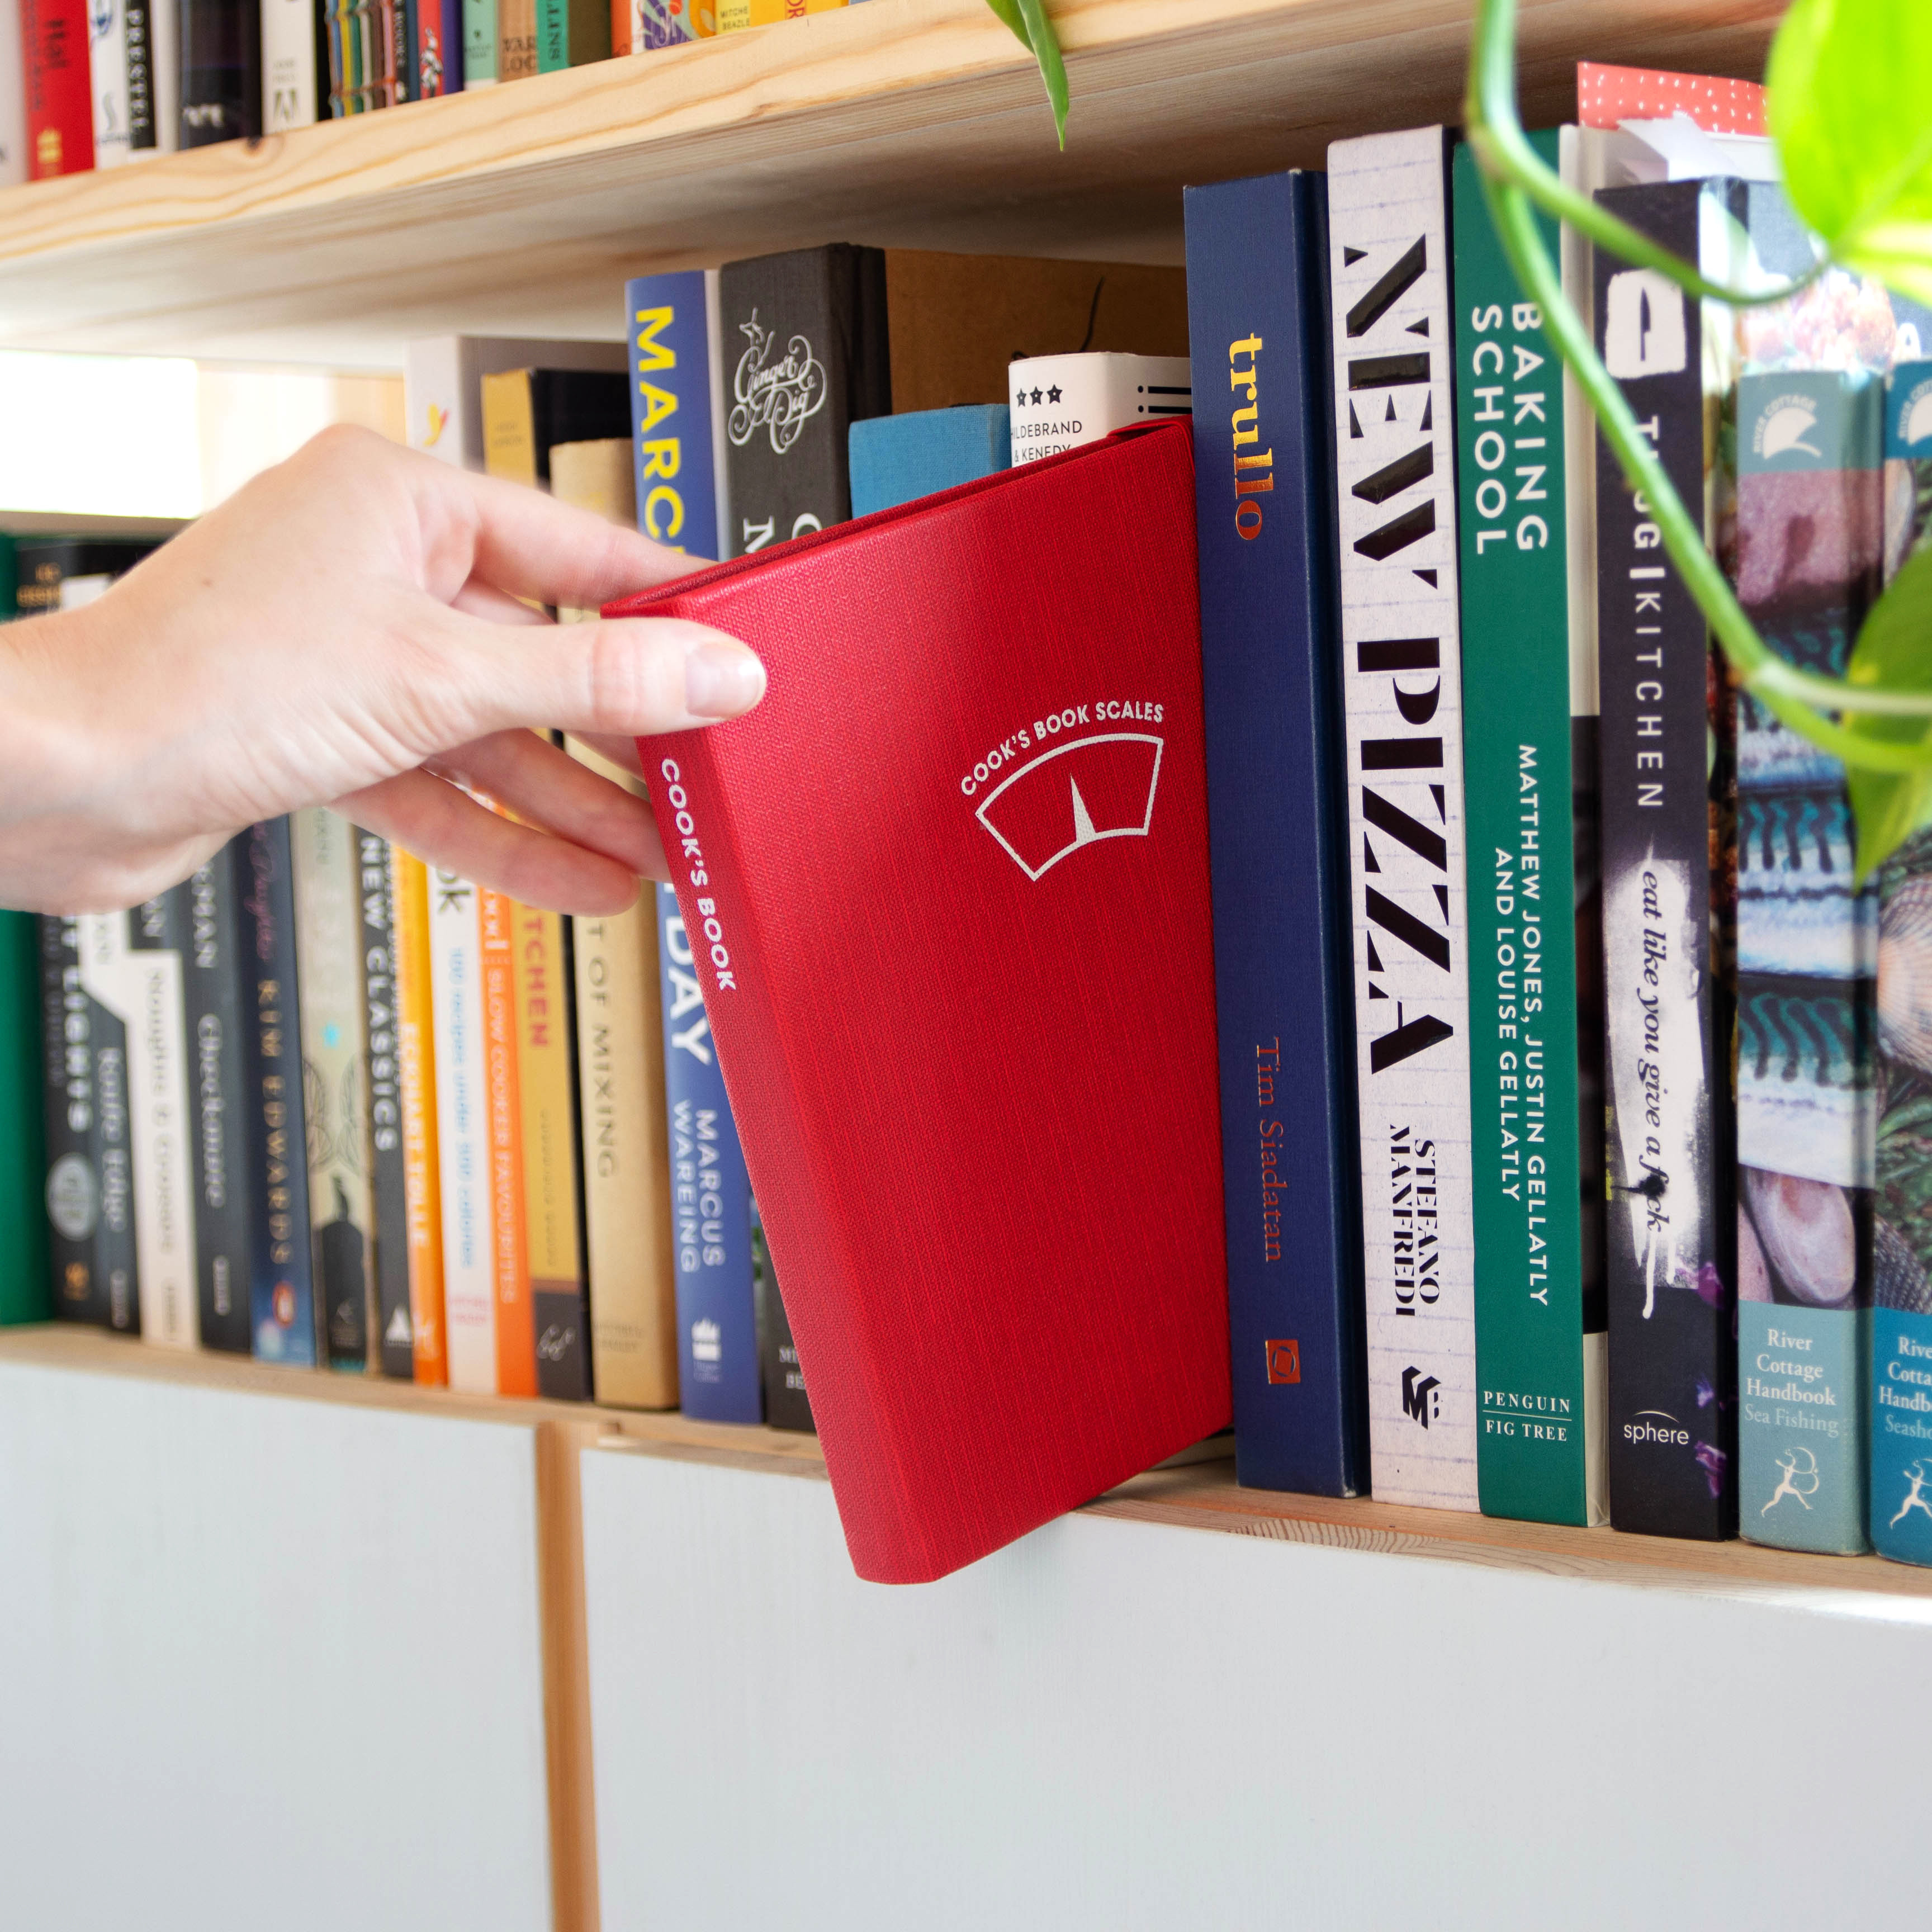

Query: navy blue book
left=849, top=405, right=1011, bottom=515
left=656, top=884, right=760, bottom=1422
left=626, top=269, right=727, bottom=564
left=235, top=818, right=318, bottom=1366
left=1183, top=169, right=1367, bottom=1496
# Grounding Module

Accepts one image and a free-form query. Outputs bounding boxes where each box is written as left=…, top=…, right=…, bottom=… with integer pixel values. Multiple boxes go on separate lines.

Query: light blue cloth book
left=848, top=405, right=1011, bottom=517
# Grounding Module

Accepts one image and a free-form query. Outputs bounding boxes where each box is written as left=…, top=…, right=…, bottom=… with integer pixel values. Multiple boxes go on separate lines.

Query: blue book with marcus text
left=656, top=886, right=761, bottom=1422
left=849, top=406, right=1011, bottom=515
left=626, top=269, right=730, bottom=563
left=1184, top=170, right=1366, bottom=1495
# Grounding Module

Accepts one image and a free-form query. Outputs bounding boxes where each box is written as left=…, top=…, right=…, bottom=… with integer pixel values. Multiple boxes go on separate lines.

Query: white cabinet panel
left=584, top=1448, right=1931, bottom=1932
left=0, top=1359, right=554, bottom=1932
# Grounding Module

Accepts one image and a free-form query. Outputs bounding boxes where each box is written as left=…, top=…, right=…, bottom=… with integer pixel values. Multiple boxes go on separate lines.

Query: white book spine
left=0, top=0, right=23, bottom=186
left=1327, top=126, right=1478, bottom=1510
left=403, top=336, right=629, bottom=472
left=1006, top=352, right=1193, bottom=467
left=150, top=0, right=178, bottom=151
left=79, top=912, right=198, bottom=1348
left=89, top=0, right=134, bottom=170
left=428, top=866, right=496, bottom=1391
left=263, top=0, right=320, bottom=131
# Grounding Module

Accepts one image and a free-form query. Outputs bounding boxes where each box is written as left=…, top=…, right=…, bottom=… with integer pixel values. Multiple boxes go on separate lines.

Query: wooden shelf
left=0, top=0, right=1782, bottom=366
left=8, top=1321, right=1929, bottom=1604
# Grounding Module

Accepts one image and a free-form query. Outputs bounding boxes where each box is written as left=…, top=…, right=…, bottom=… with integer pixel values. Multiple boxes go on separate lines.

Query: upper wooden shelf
left=0, top=0, right=1780, bottom=366
left=6, top=1321, right=1928, bottom=1605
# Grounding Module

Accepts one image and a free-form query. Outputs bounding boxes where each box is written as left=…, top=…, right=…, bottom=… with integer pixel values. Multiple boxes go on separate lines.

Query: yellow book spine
left=391, top=848, right=449, bottom=1385
left=716, top=0, right=842, bottom=30
left=480, top=368, right=540, bottom=486
left=566, top=743, right=680, bottom=1408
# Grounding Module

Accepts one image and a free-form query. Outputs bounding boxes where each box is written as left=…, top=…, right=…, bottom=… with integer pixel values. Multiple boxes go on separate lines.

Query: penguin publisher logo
left=976, top=733, right=1164, bottom=880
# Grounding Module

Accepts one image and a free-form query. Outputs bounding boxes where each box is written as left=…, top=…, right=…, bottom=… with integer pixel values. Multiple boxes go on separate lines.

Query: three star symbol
left=1019, top=385, right=1064, bottom=408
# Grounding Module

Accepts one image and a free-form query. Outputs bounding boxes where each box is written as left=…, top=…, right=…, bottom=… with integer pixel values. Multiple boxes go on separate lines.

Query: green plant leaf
left=1843, top=544, right=1932, bottom=880
left=991, top=0, right=1067, bottom=150
left=981, top=0, right=1032, bottom=51
left=1768, top=0, right=1932, bottom=306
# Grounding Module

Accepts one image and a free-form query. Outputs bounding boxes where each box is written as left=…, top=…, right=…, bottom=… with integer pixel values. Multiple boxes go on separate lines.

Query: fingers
left=416, top=454, right=716, bottom=612
left=423, top=601, right=766, bottom=747
left=338, top=766, right=647, bottom=915
left=427, top=729, right=667, bottom=879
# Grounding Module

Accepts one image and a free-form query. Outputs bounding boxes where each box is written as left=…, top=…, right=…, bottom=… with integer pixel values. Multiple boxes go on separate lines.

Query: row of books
left=0, top=241, right=1194, bottom=1434
left=10, top=59, right=1932, bottom=1576
left=554, top=60, right=1932, bottom=1571
left=1176, top=63, right=1932, bottom=1574
left=0, top=0, right=862, bottom=183
left=0, top=537, right=816, bottom=1427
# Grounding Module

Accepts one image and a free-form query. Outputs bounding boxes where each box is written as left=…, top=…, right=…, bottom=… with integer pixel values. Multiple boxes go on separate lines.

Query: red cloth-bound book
left=22, top=0, right=93, bottom=178
left=609, top=421, right=1231, bottom=1583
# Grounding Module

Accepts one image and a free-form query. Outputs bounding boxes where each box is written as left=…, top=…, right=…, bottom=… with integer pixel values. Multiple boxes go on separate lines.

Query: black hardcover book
left=358, top=830, right=414, bottom=1378
left=125, top=0, right=159, bottom=151
left=235, top=819, right=318, bottom=1365
left=535, top=912, right=594, bottom=1402
left=185, top=842, right=254, bottom=1353
left=82, top=923, right=143, bottom=1333
left=394, top=0, right=419, bottom=102
left=718, top=244, right=891, bottom=558
left=752, top=1199, right=813, bottom=1432
left=14, top=539, right=159, bottom=616
left=1593, top=178, right=1750, bottom=1539
left=531, top=371, right=631, bottom=482
left=38, top=917, right=112, bottom=1326
left=181, top=0, right=263, bottom=145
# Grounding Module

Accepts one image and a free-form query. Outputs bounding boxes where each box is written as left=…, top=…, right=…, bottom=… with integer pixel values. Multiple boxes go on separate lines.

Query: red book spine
left=23, top=0, right=94, bottom=178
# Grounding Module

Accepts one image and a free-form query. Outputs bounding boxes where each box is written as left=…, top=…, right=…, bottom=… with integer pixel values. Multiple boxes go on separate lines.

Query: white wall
left=583, top=1448, right=1932, bottom=1932
left=0, top=1359, right=555, bottom=1932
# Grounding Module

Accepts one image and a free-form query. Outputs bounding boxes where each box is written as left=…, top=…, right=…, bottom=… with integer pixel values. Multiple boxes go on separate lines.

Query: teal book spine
left=1452, top=131, right=1605, bottom=1526
left=1734, top=367, right=1881, bottom=1554
left=1871, top=358, right=1932, bottom=1565
left=0, top=911, right=49, bottom=1325
left=462, top=0, right=496, bottom=81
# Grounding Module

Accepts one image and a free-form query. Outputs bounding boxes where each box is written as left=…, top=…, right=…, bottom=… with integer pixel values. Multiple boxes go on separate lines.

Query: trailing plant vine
left=1465, top=0, right=1932, bottom=877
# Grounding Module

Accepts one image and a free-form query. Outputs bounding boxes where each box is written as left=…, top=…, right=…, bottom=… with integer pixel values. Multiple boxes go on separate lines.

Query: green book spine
left=1452, top=132, right=1604, bottom=1524
left=463, top=0, right=498, bottom=82
left=537, top=0, right=608, bottom=70
left=0, top=911, right=50, bottom=1325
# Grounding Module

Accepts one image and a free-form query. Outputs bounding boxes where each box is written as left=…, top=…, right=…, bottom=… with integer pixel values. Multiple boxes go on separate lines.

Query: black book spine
left=185, top=844, right=254, bottom=1352
left=125, top=0, right=158, bottom=151
left=752, top=1198, right=813, bottom=1432
left=359, top=831, right=414, bottom=1378
left=535, top=915, right=594, bottom=1402
left=39, top=916, right=109, bottom=1325
left=181, top=0, right=263, bottom=145
left=719, top=244, right=891, bottom=560
left=1593, top=178, right=1741, bottom=1538
left=235, top=820, right=317, bottom=1365
left=90, top=926, right=140, bottom=1334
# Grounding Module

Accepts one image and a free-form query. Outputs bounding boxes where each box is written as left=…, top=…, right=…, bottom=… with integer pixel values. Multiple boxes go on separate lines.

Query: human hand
left=0, top=424, right=763, bottom=917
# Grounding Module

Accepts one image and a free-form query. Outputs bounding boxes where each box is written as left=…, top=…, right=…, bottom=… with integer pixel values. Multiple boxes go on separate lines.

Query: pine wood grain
left=0, top=0, right=1783, bottom=364
left=1088, top=1463, right=1932, bottom=1601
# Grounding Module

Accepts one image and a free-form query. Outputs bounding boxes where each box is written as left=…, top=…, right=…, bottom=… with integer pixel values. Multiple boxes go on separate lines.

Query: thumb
left=413, top=599, right=766, bottom=750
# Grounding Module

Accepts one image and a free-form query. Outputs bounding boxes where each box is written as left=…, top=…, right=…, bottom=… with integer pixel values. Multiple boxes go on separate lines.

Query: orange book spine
left=392, top=849, right=449, bottom=1385
left=481, top=886, right=536, bottom=1396
left=610, top=0, right=630, bottom=54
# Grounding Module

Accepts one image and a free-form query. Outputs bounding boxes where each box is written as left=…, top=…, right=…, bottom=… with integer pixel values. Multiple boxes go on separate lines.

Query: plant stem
left=1463, top=0, right=1932, bottom=753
